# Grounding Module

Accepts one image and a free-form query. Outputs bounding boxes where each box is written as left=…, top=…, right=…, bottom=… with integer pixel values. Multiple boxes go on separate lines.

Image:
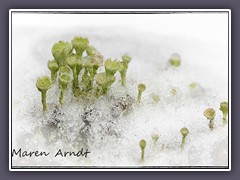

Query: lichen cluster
left=36, top=36, right=137, bottom=112
left=35, top=38, right=228, bottom=164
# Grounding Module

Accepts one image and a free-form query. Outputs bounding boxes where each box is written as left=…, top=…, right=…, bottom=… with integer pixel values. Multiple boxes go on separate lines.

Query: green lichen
left=40, top=36, right=133, bottom=106
left=66, top=54, right=82, bottom=97
left=105, top=58, right=119, bottom=77
left=180, top=127, right=189, bottom=149
left=189, top=82, right=198, bottom=89
left=169, top=53, right=181, bottom=67
left=51, top=41, right=72, bottom=67
left=48, top=60, right=59, bottom=81
left=139, top=139, right=146, bottom=161
left=94, top=72, right=116, bottom=97
left=86, top=45, right=100, bottom=56
left=151, top=133, right=159, bottom=144
left=59, top=65, right=71, bottom=76
left=204, top=108, right=216, bottom=130
left=152, top=94, right=160, bottom=103
left=58, top=74, right=71, bottom=105
left=220, top=102, right=228, bottom=126
left=118, top=55, right=132, bottom=86
left=36, top=76, right=52, bottom=112
left=72, top=37, right=89, bottom=57
left=137, top=84, right=146, bottom=104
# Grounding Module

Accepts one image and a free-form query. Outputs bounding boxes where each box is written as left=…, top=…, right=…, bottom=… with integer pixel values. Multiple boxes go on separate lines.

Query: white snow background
left=11, top=12, right=229, bottom=167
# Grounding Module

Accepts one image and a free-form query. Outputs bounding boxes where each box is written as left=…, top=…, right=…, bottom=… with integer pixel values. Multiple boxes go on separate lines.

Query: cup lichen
left=104, top=58, right=119, bottom=77
left=51, top=41, right=72, bottom=67
left=151, top=133, right=159, bottom=144
left=36, top=76, right=52, bottom=112
left=119, top=55, right=132, bottom=86
left=48, top=60, right=59, bottom=81
left=169, top=53, right=181, bottom=67
left=204, top=108, right=216, bottom=130
left=58, top=74, right=71, bottom=105
left=220, top=101, right=228, bottom=126
left=72, top=37, right=89, bottom=58
left=139, top=139, right=146, bottom=161
left=66, top=54, right=82, bottom=97
left=38, top=37, right=143, bottom=112
left=180, top=127, right=189, bottom=149
left=137, top=84, right=146, bottom=104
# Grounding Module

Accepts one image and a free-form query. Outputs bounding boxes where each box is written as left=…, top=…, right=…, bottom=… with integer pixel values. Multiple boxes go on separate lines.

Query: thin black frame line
left=10, top=10, right=230, bottom=170
left=227, top=11, right=230, bottom=169
left=11, top=165, right=228, bottom=168
left=10, top=11, right=230, bottom=14
left=10, top=11, right=13, bottom=170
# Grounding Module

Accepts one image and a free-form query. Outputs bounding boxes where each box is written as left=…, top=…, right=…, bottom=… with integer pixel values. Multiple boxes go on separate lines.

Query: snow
left=11, top=12, right=229, bottom=167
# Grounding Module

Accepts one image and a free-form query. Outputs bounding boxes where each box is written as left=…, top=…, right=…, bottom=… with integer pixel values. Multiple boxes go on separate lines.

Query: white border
left=9, top=9, right=231, bottom=171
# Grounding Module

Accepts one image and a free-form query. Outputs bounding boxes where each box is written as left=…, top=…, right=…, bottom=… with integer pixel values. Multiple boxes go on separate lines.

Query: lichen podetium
left=36, top=76, right=52, bottom=112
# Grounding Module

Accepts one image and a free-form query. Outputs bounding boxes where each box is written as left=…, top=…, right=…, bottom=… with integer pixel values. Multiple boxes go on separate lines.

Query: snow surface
left=11, top=13, right=229, bottom=167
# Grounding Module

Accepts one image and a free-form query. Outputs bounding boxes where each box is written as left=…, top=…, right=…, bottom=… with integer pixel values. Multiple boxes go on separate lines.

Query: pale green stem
left=120, top=71, right=126, bottom=86
left=138, top=91, right=142, bottom=103
left=41, top=91, right=47, bottom=112
left=51, top=71, right=57, bottom=82
left=141, top=149, right=145, bottom=161
left=102, top=85, right=108, bottom=95
left=59, top=89, right=64, bottom=106
left=77, top=51, right=83, bottom=58
left=72, top=67, right=80, bottom=97
left=181, top=136, right=186, bottom=149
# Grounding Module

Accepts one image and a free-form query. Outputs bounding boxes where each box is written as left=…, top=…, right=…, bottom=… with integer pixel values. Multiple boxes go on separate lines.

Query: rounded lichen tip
left=51, top=41, right=72, bottom=65
left=104, top=58, right=119, bottom=75
left=122, top=54, right=132, bottom=64
left=139, top=139, right=146, bottom=149
left=169, top=53, right=181, bottom=67
left=138, top=84, right=146, bottom=92
left=48, top=60, right=59, bottom=72
left=59, top=74, right=71, bottom=85
left=95, top=72, right=108, bottom=85
left=66, top=55, right=79, bottom=69
left=220, top=102, right=228, bottom=114
left=204, top=108, right=216, bottom=120
left=59, top=66, right=71, bottom=75
left=180, top=127, right=189, bottom=136
left=36, top=76, right=52, bottom=92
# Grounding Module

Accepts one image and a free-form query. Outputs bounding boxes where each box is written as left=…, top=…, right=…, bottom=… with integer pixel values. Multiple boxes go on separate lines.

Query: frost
left=12, top=28, right=228, bottom=167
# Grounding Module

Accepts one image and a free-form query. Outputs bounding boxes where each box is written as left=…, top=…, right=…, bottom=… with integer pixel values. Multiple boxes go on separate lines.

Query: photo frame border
left=9, top=9, right=231, bottom=171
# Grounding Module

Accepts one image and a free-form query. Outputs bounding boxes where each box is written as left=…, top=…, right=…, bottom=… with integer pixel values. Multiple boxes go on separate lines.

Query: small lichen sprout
left=169, top=53, right=181, bottom=67
left=48, top=60, right=59, bottom=81
left=180, top=127, right=189, bottom=149
left=58, top=74, right=71, bottom=105
left=189, top=82, right=198, bottom=89
left=152, top=94, right=160, bottom=103
left=220, top=102, right=228, bottom=126
left=139, top=139, right=146, bottom=161
left=137, top=84, right=146, bottom=104
left=36, top=76, right=52, bottom=112
left=119, top=55, right=132, bottom=86
left=151, top=133, right=159, bottom=144
left=204, top=108, right=216, bottom=130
